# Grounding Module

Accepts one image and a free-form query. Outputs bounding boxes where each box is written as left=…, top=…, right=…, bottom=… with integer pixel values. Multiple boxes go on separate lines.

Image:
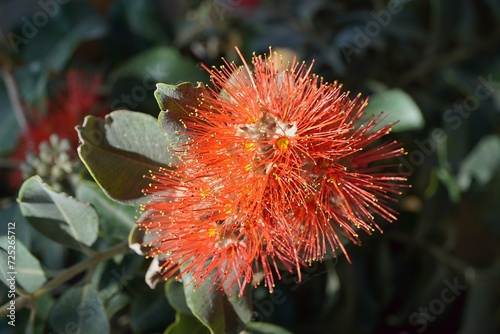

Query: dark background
left=1, top=0, right=499, bottom=333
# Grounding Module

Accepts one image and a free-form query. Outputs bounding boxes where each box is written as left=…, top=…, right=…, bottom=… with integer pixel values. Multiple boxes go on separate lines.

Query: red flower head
left=9, top=69, right=104, bottom=190
left=139, top=48, right=407, bottom=295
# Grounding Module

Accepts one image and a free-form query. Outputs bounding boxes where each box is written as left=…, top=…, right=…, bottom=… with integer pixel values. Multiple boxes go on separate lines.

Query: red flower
left=239, top=0, right=261, bottom=8
left=21, top=69, right=104, bottom=152
left=9, top=69, right=104, bottom=189
left=140, top=48, right=406, bottom=295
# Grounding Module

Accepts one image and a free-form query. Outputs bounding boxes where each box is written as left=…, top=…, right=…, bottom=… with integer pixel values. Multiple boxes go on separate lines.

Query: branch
left=0, top=241, right=130, bottom=318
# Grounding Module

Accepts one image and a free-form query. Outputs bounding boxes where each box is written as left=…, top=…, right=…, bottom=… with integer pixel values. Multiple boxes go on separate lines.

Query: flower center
left=276, top=136, right=290, bottom=151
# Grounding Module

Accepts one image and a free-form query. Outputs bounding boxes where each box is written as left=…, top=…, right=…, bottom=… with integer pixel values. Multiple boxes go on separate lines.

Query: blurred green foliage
left=0, top=0, right=499, bottom=333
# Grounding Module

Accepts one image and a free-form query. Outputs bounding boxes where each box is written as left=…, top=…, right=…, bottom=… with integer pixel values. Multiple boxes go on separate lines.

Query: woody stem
left=0, top=241, right=130, bottom=318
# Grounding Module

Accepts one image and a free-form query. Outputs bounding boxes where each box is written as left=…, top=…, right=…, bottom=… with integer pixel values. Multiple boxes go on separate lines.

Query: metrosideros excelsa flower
left=138, top=47, right=407, bottom=295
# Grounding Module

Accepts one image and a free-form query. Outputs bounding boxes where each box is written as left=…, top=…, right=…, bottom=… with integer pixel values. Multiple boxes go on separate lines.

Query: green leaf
left=76, top=180, right=137, bottom=240
left=97, top=252, right=143, bottom=293
left=21, top=3, right=107, bottom=71
left=165, top=312, right=211, bottom=334
left=24, top=294, right=56, bottom=334
left=77, top=110, right=175, bottom=205
left=155, top=82, right=204, bottom=116
left=155, top=82, right=204, bottom=148
left=0, top=83, right=20, bottom=155
left=158, top=109, right=189, bottom=153
left=436, top=167, right=461, bottom=202
left=363, top=88, right=425, bottom=132
left=0, top=236, right=46, bottom=293
left=0, top=202, right=30, bottom=245
left=98, top=253, right=142, bottom=316
left=121, top=0, right=165, bottom=42
left=182, top=272, right=225, bottom=334
left=130, top=285, right=174, bottom=333
left=459, top=277, right=496, bottom=333
left=31, top=295, right=56, bottom=334
left=181, top=270, right=250, bottom=334
left=108, top=47, right=207, bottom=87
left=165, top=279, right=193, bottom=315
left=105, top=293, right=131, bottom=319
left=223, top=283, right=254, bottom=324
left=245, top=322, right=294, bottom=334
left=17, top=176, right=98, bottom=250
left=457, top=135, right=500, bottom=191
left=48, top=284, right=110, bottom=334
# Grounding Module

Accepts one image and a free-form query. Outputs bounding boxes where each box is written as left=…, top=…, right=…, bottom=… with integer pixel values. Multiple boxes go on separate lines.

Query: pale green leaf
left=48, top=284, right=110, bottom=334
left=17, top=176, right=98, bottom=250
left=363, top=88, right=425, bottom=132
left=0, top=236, right=46, bottom=293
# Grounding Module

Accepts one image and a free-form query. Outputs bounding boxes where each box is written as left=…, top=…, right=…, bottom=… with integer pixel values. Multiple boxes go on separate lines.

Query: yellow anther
left=276, top=136, right=289, bottom=151
left=244, top=142, right=256, bottom=151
